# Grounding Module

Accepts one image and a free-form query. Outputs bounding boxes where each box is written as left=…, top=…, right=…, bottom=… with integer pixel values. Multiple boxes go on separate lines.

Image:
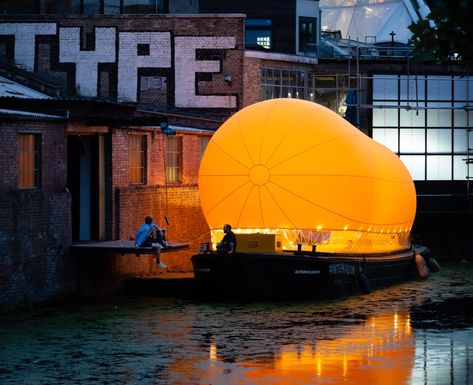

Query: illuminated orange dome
left=199, top=99, right=416, bottom=253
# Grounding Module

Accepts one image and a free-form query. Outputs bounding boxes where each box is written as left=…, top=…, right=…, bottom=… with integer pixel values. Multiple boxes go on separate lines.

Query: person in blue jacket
left=135, top=216, right=167, bottom=269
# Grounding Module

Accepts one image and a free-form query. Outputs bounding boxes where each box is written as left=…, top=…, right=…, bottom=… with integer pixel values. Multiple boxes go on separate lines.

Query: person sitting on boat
left=216, top=224, right=237, bottom=254
left=135, top=216, right=167, bottom=269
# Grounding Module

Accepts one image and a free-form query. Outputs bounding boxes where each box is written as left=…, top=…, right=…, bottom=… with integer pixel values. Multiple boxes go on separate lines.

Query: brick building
left=0, top=13, right=244, bottom=310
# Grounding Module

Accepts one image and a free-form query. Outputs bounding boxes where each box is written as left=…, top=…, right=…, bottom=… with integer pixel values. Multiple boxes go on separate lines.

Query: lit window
left=18, top=133, right=41, bottom=189
left=166, top=137, right=182, bottom=183
left=256, top=36, right=271, bottom=50
left=246, top=19, right=272, bottom=50
left=372, top=74, right=473, bottom=180
left=129, top=135, right=146, bottom=184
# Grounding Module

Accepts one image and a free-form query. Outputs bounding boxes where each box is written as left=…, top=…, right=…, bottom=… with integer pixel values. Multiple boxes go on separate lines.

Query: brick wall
left=0, top=120, right=74, bottom=311
left=108, top=128, right=212, bottom=272
left=0, top=15, right=245, bottom=111
left=0, top=121, right=67, bottom=192
left=242, top=56, right=262, bottom=107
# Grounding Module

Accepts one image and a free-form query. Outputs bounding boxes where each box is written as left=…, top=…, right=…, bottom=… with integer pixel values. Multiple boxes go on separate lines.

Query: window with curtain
left=18, top=133, right=41, bottom=189
left=166, top=136, right=182, bottom=183
left=128, top=134, right=146, bottom=184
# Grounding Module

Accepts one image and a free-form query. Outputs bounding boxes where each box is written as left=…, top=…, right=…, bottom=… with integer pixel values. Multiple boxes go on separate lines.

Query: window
left=129, top=135, right=146, bottom=184
left=123, top=0, right=164, bottom=14
left=18, top=133, right=41, bottom=189
left=372, top=75, right=473, bottom=181
left=41, top=0, right=80, bottom=14
left=200, top=136, right=210, bottom=160
left=299, top=17, right=317, bottom=55
left=83, top=0, right=101, bottom=14
left=245, top=19, right=272, bottom=50
left=104, top=0, right=120, bottom=14
left=0, top=0, right=39, bottom=14
left=166, top=137, right=182, bottom=183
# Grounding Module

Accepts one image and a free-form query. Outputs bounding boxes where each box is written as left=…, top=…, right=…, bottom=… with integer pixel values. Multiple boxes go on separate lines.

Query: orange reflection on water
left=167, top=312, right=415, bottom=385
left=242, top=312, right=414, bottom=385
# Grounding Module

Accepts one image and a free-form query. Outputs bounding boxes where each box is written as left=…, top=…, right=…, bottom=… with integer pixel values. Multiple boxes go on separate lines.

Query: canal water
left=1, top=262, right=473, bottom=385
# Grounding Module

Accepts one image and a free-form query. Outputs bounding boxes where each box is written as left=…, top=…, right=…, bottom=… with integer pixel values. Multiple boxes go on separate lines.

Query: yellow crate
left=235, top=233, right=282, bottom=253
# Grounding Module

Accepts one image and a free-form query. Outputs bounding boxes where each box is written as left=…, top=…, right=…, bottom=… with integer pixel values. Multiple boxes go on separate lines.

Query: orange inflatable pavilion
left=198, top=99, right=416, bottom=254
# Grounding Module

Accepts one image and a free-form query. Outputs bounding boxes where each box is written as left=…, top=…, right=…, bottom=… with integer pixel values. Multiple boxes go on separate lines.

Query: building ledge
left=245, top=50, right=318, bottom=65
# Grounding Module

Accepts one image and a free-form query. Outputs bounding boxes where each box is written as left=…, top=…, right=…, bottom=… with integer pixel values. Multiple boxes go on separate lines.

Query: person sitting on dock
left=135, top=216, right=167, bottom=269
left=216, top=224, right=237, bottom=254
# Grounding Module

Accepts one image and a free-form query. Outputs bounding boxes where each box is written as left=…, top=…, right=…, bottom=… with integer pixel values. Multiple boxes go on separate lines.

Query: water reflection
left=168, top=312, right=415, bottom=385
left=1, top=263, right=473, bottom=384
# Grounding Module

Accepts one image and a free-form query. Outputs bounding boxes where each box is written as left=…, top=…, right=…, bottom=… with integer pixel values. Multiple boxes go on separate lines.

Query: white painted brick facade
left=59, top=27, right=116, bottom=97
left=0, top=23, right=56, bottom=71
left=174, top=36, right=237, bottom=108
left=117, top=32, right=171, bottom=102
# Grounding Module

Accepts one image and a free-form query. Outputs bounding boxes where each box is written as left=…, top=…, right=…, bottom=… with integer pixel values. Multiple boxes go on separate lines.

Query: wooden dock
left=70, top=240, right=190, bottom=256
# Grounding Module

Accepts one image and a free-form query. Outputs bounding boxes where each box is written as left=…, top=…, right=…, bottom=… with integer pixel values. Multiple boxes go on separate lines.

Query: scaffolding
left=314, top=40, right=473, bottom=208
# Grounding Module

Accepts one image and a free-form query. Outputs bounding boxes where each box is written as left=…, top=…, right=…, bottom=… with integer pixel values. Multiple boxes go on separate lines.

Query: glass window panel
left=315, top=75, right=336, bottom=89
left=246, top=30, right=272, bottom=49
left=299, top=17, right=317, bottom=54
left=246, top=19, right=273, bottom=27
left=400, top=109, right=425, bottom=127
left=166, top=137, right=182, bottom=183
left=400, top=129, right=425, bottom=152
left=427, top=129, right=451, bottom=153
left=453, top=76, right=469, bottom=100
left=123, top=0, right=157, bottom=14
left=372, top=105, right=398, bottom=127
left=453, top=155, right=468, bottom=180
left=128, top=135, right=145, bottom=184
left=427, top=102, right=452, bottom=127
left=104, top=0, right=120, bottom=15
left=200, top=137, right=210, bottom=160
left=273, top=69, right=280, bottom=87
left=400, top=75, right=425, bottom=101
left=400, top=155, right=425, bottom=180
left=265, top=68, right=273, bottom=84
left=83, top=0, right=100, bottom=14
left=289, top=71, right=297, bottom=88
left=297, top=71, right=305, bottom=88
left=427, top=155, right=452, bottom=180
left=453, top=103, right=473, bottom=128
left=427, top=76, right=451, bottom=100
left=373, top=75, right=398, bottom=100
left=42, top=0, right=80, bottom=13
left=18, top=133, right=40, bottom=189
left=454, top=129, right=468, bottom=152
left=453, top=106, right=469, bottom=127
left=372, top=128, right=398, bottom=153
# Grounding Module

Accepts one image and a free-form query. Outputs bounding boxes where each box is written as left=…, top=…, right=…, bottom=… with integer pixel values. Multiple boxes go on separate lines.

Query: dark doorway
left=67, top=134, right=105, bottom=241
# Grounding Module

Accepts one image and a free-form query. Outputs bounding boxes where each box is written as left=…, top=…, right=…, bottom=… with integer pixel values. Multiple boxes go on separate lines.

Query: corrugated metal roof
left=0, top=75, right=51, bottom=99
left=0, top=108, right=64, bottom=120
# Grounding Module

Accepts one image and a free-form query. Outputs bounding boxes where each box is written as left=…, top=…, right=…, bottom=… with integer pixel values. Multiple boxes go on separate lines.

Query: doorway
left=67, top=134, right=105, bottom=241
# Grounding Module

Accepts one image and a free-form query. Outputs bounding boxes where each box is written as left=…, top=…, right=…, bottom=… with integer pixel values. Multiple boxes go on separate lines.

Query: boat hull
left=191, top=247, right=426, bottom=299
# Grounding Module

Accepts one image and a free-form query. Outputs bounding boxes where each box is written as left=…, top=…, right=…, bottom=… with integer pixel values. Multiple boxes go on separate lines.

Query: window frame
left=128, top=134, right=146, bottom=185
left=18, top=133, right=41, bottom=189
left=166, top=136, right=182, bottom=184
